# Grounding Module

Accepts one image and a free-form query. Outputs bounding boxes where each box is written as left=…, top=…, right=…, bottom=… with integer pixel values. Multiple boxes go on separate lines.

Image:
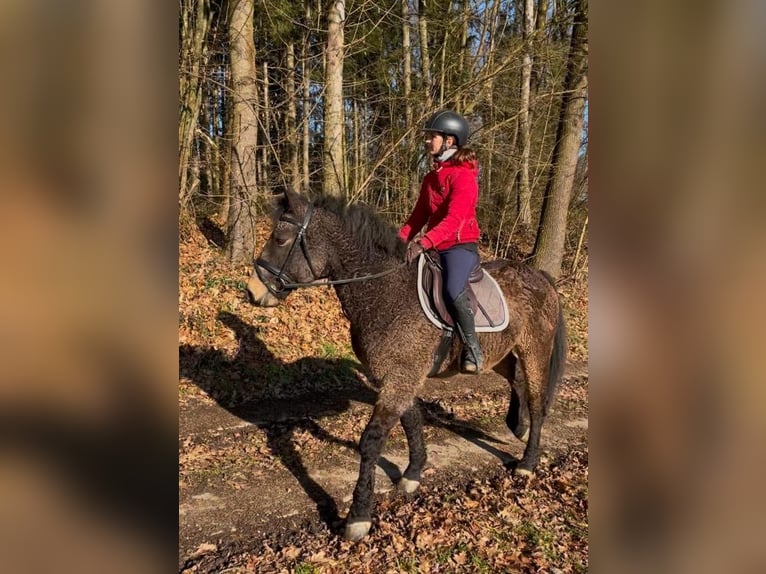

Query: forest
left=179, top=1, right=589, bottom=571
left=179, top=0, right=588, bottom=277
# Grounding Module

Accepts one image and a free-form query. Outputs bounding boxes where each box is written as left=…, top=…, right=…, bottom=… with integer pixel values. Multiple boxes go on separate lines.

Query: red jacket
left=398, top=158, right=481, bottom=251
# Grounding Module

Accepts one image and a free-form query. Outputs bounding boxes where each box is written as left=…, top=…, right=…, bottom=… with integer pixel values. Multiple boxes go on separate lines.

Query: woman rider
left=399, top=110, right=484, bottom=373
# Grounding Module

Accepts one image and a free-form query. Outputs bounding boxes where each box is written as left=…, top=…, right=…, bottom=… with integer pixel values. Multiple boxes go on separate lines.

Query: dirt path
left=179, top=365, right=588, bottom=568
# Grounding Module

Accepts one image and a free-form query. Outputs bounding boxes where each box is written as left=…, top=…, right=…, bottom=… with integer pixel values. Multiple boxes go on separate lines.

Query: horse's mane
left=313, top=195, right=406, bottom=261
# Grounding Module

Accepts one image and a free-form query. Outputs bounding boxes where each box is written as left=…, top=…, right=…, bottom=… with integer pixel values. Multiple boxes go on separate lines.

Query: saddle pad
left=417, top=254, right=510, bottom=333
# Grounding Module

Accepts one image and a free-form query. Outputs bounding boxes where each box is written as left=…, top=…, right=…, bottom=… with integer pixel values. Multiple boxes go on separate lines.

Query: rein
left=255, top=202, right=405, bottom=295
left=276, top=265, right=401, bottom=290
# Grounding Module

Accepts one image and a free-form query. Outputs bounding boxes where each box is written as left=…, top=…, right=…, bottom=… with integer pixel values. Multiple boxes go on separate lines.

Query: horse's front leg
left=345, top=391, right=411, bottom=541
left=398, top=401, right=426, bottom=494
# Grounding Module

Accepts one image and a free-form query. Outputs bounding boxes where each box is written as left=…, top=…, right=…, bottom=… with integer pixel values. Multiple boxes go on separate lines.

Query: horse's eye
left=276, top=237, right=290, bottom=247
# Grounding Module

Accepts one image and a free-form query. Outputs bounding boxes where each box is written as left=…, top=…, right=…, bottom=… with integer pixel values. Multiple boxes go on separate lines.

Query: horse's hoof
left=513, top=466, right=534, bottom=478
left=344, top=520, right=371, bottom=542
left=398, top=477, right=421, bottom=494
left=519, top=428, right=530, bottom=442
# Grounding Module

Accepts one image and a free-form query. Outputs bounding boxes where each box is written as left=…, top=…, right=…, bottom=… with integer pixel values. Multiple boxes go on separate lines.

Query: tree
left=301, top=0, right=313, bottom=193
left=179, top=0, right=211, bottom=209
left=402, top=0, right=421, bottom=199
left=323, top=0, right=346, bottom=197
left=225, top=0, right=259, bottom=264
left=417, top=0, right=433, bottom=109
left=516, top=0, right=535, bottom=227
left=286, top=41, right=300, bottom=192
left=177, top=0, right=588, bottom=268
left=532, top=0, right=588, bottom=277
left=456, top=0, right=470, bottom=112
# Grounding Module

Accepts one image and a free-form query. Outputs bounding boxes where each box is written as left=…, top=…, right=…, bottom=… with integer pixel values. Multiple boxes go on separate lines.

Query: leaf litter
left=179, top=217, right=588, bottom=573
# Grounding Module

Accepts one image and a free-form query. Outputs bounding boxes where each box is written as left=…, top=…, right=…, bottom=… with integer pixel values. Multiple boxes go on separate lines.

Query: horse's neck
left=329, top=236, right=406, bottom=325
left=333, top=268, right=407, bottom=328
left=329, top=229, right=396, bottom=277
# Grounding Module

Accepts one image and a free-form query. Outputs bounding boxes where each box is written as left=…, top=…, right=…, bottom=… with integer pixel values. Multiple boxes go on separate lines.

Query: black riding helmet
left=423, top=110, right=470, bottom=147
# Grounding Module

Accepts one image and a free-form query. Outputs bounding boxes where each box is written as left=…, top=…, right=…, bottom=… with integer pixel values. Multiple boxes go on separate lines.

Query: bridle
left=254, top=203, right=403, bottom=296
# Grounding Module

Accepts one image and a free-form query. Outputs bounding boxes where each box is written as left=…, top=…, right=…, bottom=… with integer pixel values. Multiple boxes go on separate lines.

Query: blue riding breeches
left=439, top=243, right=479, bottom=304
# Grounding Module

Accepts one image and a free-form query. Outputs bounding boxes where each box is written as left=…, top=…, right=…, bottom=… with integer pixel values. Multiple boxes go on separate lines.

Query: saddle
left=417, top=251, right=509, bottom=333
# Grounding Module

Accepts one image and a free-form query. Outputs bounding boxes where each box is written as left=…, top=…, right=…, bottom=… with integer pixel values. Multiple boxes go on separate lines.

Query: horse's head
left=246, top=188, right=329, bottom=307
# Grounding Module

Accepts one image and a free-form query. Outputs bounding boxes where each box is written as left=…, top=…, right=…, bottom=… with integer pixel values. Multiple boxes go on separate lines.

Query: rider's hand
left=405, top=241, right=425, bottom=265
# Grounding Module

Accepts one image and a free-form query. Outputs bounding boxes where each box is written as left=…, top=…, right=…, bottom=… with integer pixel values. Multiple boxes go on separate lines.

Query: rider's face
left=424, top=131, right=443, bottom=155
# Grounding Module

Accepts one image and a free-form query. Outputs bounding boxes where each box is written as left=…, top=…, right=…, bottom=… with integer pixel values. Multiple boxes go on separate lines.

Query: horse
left=246, top=189, right=567, bottom=541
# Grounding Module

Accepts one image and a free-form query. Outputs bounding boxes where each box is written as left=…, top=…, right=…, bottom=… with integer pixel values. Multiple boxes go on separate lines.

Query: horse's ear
left=284, top=185, right=303, bottom=208
left=270, top=185, right=295, bottom=209
left=271, top=185, right=307, bottom=214
left=283, top=185, right=306, bottom=211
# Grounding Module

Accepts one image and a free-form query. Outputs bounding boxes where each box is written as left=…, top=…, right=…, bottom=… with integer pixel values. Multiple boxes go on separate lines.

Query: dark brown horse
left=246, top=189, right=567, bottom=541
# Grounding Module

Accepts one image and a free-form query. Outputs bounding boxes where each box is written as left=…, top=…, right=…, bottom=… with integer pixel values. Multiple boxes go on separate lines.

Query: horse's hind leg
left=493, top=354, right=530, bottom=442
left=398, top=401, right=426, bottom=494
left=514, top=347, right=549, bottom=476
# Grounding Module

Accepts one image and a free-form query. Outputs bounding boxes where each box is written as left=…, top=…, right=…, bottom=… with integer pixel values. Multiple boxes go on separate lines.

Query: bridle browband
left=255, top=202, right=403, bottom=296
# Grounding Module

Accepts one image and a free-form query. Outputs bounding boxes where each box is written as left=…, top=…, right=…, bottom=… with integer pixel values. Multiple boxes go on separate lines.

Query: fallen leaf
left=191, top=542, right=217, bottom=558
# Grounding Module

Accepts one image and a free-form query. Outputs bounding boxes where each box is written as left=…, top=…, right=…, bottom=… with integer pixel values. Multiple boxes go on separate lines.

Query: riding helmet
left=423, top=110, right=470, bottom=147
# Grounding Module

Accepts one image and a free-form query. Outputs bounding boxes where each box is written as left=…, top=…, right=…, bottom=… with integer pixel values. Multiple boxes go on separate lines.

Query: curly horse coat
left=246, top=190, right=566, bottom=541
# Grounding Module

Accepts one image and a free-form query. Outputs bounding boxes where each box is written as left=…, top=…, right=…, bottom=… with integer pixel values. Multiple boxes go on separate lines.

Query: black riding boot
left=451, top=290, right=484, bottom=374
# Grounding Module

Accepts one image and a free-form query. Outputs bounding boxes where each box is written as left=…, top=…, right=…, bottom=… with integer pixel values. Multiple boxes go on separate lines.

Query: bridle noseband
left=254, top=202, right=403, bottom=297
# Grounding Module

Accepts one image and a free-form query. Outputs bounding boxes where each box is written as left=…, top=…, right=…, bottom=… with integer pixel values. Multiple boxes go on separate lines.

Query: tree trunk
left=532, top=0, right=588, bottom=278
left=417, top=0, right=432, bottom=109
left=301, top=1, right=312, bottom=192
left=402, top=0, right=413, bottom=130
left=360, top=87, right=369, bottom=198
left=456, top=0, right=469, bottom=112
left=286, top=42, right=300, bottom=192
left=571, top=214, right=588, bottom=276
left=200, top=100, right=216, bottom=202
left=465, top=0, right=500, bottom=116
left=516, top=0, right=534, bottom=227
left=323, top=0, right=345, bottom=198
left=536, top=0, right=549, bottom=32
left=402, top=0, right=420, bottom=200
left=531, top=0, right=549, bottom=102
left=352, top=96, right=360, bottom=193
left=439, top=28, right=447, bottom=106
left=218, top=69, right=231, bottom=224
left=550, top=0, right=568, bottom=42
left=261, top=60, right=270, bottom=189
left=179, top=0, right=211, bottom=209
left=219, top=137, right=231, bottom=224
left=402, top=0, right=412, bottom=129
left=225, top=0, right=259, bottom=264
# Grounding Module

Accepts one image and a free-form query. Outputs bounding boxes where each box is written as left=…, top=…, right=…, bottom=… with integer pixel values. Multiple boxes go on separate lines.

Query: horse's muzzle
left=246, top=275, right=281, bottom=307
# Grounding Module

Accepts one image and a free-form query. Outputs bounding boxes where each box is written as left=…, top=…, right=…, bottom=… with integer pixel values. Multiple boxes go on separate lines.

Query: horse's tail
left=542, top=272, right=568, bottom=415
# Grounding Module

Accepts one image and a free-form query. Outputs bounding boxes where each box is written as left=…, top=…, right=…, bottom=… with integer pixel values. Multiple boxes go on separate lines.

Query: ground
left=179, top=218, right=588, bottom=573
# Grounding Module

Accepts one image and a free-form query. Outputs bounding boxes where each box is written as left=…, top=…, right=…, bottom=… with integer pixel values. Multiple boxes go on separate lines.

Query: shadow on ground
left=196, top=217, right=227, bottom=249
left=180, top=311, right=515, bottom=532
